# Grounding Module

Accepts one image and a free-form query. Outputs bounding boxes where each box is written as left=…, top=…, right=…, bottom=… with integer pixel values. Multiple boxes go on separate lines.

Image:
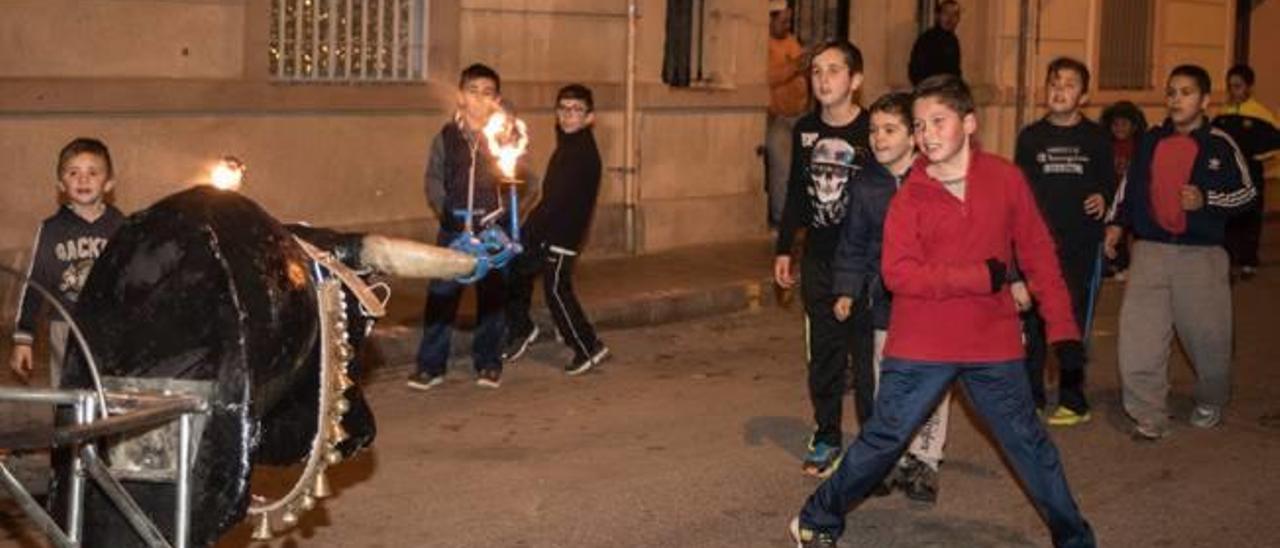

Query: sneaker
left=900, top=456, right=938, bottom=504
left=501, top=326, right=540, bottom=363
left=789, top=517, right=837, bottom=548
left=476, top=369, right=502, bottom=389
left=1189, top=404, right=1222, bottom=428
left=406, top=371, right=444, bottom=391
left=802, top=441, right=841, bottom=477
left=1132, top=420, right=1168, bottom=441
left=1113, top=270, right=1127, bottom=282
left=1240, top=266, right=1257, bottom=281
left=1047, top=407, right=1092, bottom=427
left=566, top=344, right=610, bottom=376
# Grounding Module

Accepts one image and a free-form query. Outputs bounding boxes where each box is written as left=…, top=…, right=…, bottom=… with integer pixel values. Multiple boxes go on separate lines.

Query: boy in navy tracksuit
left=1013, top=58, right=1116, bottom=426
left=1106, top=65, right=1256, bottom=440
left=501, top=84, right=609, bottom=375
left=831, top=92, right=949, bottom=504
left=10, top=137, right=125, bottom=385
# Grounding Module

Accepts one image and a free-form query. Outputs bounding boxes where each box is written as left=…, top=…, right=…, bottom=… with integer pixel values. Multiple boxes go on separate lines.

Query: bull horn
left=359, top=235, right=477, bottom=279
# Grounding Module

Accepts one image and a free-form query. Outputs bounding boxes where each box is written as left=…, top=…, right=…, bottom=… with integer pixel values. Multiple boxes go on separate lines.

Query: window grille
left=269, top=0, right=426, bottom=83
left=1098, top=0, right=1154, bottom=90
left=792, top=0, right=850, bottom=47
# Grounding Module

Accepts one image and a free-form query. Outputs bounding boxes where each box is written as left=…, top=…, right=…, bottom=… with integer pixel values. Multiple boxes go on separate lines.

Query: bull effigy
left=0, top=184, right=487, bottom=547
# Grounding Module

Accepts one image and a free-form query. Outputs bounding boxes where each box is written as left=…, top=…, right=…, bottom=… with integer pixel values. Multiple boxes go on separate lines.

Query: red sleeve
left=1009, top=171, right=1081, bottom=343
left=881, top=188, right=993, bottom=299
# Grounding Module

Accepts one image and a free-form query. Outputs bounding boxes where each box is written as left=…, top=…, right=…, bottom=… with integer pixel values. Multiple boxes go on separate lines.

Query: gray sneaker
left=1132, top=420, right=1169, bottom=441
left=1189, top=405, right=1222, bottom=428
left=406, top=372, right=444, bottom=391
left=789, top=517, right=837, bottom=547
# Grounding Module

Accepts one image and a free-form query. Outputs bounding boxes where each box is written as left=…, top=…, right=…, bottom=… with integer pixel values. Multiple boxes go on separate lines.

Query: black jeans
left=1224, top=187, right=1264, bottom=269
left=1023, top=245, right=1100, bottom=413
left=505, top=242, right=601, bottom=362
left=800, top=253, right=873, bottom=448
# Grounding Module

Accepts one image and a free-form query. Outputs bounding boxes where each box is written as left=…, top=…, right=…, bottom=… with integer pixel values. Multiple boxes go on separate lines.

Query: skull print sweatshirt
left=775, top=110, right=870, bottom=258
left=12, top=205, right=125, bottom=345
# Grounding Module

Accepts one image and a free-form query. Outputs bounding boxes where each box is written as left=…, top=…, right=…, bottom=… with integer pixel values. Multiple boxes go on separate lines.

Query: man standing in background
left=767, top=0, right=809, bottom=228
left=908, top=0, right=962, bottom=86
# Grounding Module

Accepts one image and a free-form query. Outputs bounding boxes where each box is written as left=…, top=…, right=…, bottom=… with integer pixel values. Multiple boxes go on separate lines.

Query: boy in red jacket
left=789, top=75, right=1094, bottom=548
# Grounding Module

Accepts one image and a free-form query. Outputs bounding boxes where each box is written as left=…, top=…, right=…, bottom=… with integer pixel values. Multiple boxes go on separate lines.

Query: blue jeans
left=415, top=230, right=506, bottom=375
left=800, top=358, right=1095, bottom=548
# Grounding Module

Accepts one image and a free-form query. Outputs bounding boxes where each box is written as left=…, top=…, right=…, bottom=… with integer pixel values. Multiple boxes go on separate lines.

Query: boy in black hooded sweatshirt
left=502, top=84, right=609, bottom=375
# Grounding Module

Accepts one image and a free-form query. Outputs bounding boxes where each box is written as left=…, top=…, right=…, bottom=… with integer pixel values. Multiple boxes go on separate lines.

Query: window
left=269, top=0, right=426, bottom=83
left=661, top=0, right=741, bottom=87
left=791, top=0, right=850, bottom=46
left=1098, top=0, right=1154, bottom=90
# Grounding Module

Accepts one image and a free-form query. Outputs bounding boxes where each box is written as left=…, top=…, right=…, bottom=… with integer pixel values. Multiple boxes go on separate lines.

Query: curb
left=358, top=276, right=774, bottom=384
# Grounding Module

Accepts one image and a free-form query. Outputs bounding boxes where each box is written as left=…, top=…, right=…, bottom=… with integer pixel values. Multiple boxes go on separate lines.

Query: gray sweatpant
left=1118, top=241, right=1232, bottom=428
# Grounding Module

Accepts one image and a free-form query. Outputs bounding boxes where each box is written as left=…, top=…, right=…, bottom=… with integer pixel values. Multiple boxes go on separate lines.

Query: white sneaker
left=1189, top=405, right=1222, bottom=428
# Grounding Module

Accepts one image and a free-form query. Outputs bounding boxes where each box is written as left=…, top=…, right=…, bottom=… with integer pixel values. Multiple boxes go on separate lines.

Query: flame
left=481, top=110, right=529, bottom=180
left=210, top=156, right=246, bottom=191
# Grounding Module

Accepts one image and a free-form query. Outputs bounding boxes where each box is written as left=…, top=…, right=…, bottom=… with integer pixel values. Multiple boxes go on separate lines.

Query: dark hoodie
left=523, top=126, right=603, bottom=252
left=832, top=157, right=905, bottom=329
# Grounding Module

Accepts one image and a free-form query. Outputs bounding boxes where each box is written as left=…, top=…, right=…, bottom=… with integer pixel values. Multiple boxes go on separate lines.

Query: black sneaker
left=900, top=455, right=938, bottom=504
left=406, top=371, right=444, bottom=391
left=789, top=517, right=837, bottom=547
left=566, top=344, right=610, bottom=376
left=476, top=369, right=502, bottom=389
left=501, top=326, right=540, bottom=363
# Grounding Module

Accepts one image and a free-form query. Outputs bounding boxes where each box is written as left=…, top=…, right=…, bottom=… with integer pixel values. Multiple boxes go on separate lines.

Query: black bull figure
left=50, top=186, right=475, bottom=546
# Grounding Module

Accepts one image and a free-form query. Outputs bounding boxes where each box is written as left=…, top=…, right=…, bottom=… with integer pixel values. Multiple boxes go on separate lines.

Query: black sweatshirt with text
left=12, top=205, right=125, bottom=344
left=1014, top=117, right=1117, bottom=254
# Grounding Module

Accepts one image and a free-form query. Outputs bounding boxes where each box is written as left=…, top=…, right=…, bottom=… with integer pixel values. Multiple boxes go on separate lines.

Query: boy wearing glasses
left=502, top=84, right=609, bottom=375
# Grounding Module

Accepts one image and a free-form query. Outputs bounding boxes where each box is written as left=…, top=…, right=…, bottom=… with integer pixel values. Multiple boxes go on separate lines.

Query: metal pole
left=66, top=395, right=90, bottom=544
left=81, top=446, right=173, bottom=548
left=623, top=0, right=639, bottom=255
left=0, top=463, right=75, bottom=548
left=1014, top=0, right=1031, bottom=132
left=174, top=413, right=193, bottom=548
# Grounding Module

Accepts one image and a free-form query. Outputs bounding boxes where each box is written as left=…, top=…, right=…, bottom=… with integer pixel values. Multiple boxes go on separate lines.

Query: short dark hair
left=869, top=92, right=914, bottom=128
left=936, top=0, right=960, bottom=13
left=1227, top=63, right=1255, bottom=87
left=556, top=84, right=595, bottom=112
left=1100, top=100, right=1149, bottom=135
left=1047, top=57, right=1091, bottom=93
left=913, top=74, right=975, bottom=115
left=57, top=137, right=113, bottom=180
left=811, top=39, right=864, bottom=75
left=1169, top=64, right=1211, bottom=95
left=459, top=63, right=501, bottom=93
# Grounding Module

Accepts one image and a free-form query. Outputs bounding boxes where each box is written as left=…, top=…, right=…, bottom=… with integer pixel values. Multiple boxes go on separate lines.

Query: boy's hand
left=774, top=255, right=797, bottom=288
left=1180, top=185, right=1204, bottom=211
left=1083, top=193, right=1106, bottom=220
left=833, top=296, right=854, bottom=321
left=1103, top=226, right=1123, bottom=259
left=1009, top=281, right=1033, bottom=312
left=9, top=345, right=33, bottom=383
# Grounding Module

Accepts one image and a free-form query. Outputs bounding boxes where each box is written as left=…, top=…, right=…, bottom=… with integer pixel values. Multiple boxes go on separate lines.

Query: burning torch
left=448, top=105, right=529, bottom=283
left=209, top=156, right=246, bottom=191
left=482, top=108, right=529, bottom=243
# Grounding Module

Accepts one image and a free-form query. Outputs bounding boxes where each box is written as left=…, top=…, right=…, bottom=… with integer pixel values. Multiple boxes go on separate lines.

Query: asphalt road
left=207, top=272, right=1280, bottom=547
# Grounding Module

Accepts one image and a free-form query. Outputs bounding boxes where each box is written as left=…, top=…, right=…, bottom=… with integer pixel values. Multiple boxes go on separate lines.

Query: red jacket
left=882, top=149, right=1080, bottom=363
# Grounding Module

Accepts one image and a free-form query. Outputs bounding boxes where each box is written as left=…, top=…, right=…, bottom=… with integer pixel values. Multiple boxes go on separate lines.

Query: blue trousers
left=800, top=358, right=1095, bottom=548
left=415, top=230, right=506, bottom=375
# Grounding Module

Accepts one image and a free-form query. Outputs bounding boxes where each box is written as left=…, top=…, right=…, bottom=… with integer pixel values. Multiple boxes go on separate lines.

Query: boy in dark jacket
left=831, top=92, right=949, bottom=504
left=1014, top=57, right=1116, bottom=426
left=10, top=137, right=125, bottom=385
left=1106, top=65, right=1257, bottom=440
left=791, top=75, right=1094, bottom=548
left=501, top=84, right=609, bottom=375
left=409, top=63, right=530, bottom=391
left=773, top=40, right=872, bottom=477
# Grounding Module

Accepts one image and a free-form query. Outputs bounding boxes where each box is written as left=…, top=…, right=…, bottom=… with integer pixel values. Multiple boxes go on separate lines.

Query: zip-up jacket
left=882, top=150, right=1079, bottom=363
left=1109, top=118, right=1256, bottom=246
left=522, top=126, right=602, bottom=252
left=832, top=158, right=904, bottom=329
left=425, top=117, right=538, bottom=233
left=12, top=205, right=125, bottom=344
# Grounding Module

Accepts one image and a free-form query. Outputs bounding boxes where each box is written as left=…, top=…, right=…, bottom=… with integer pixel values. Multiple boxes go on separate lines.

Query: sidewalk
left=362, top=238, right=780, bottom=380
